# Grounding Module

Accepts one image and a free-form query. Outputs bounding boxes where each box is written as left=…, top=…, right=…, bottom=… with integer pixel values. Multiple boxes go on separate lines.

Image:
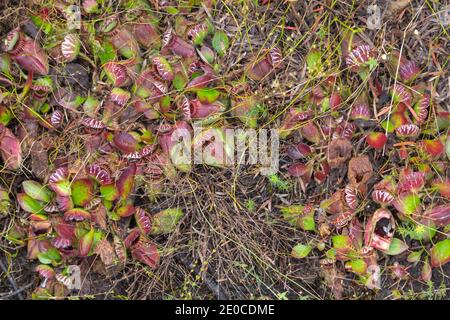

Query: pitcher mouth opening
left=366, top=209, right=395, bottom=251
left=374, top=217, right=394, bottom=238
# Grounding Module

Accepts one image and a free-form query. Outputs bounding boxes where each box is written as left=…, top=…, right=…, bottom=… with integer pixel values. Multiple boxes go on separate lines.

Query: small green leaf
left=291, top=244, right=312, bottom=259
left=102, top=199, right=113, bottom=210
left=280, top=205, right=315, bottom=231
left=196, top=88, right=220, bottom=103
left=212, top=31, right=229, bottom=56
left=332, top=235, right=352, bottom=250
left=320, top=97, right=330, bottom=112
left=332, top=235, right=354, bottom=260
left=384, top=238, right=408, bottom=255
left=22, top=181, right=53, bottom=203
left=316, top=241, right=326, bottom=251
left=37, top=253, right=52, bottom=265
left=108, top=210, right=121, bottom=221
left=79, top=228, right=95, bottom=257
left=165, top=6, right=179, bottom=14
left=117, top=164, right=136, bottom=201
left=46, top=248, right=61, bottom=261
left=306, top=49, right=322, bottom=75
left=299, top=216, right=316, bottom=232
left=198, top=46, right=215, bottom=64
left=73, top=95, right=86, bottom=108
left=0, top=105, right=12, bottom=126
left=17, top=193, right=44, bottom=214
left=116, top=203, right=135, bottom=218
left=92, top=230, right=104, bottom=252
left=317, top=26, right=326, bottom=40
left=39, top=103, right=51, bottom=114
left=173, top=73, right=188, bottom=90
left=83, top=96, right=100, bottom=115
left=325, top=248, right=336, bottom=260
left=97, top=42, right=116, bottom=65
left=160, top=96, right=171, bottom=111
left=100, top=183, right=119, bottom=201
left=280, top=205, right=304, bottom=226
left=407, top=250, right=423, bottom=263
left=151, top=208, right=184, bottom=235
left=430, top=239, right=450, bottom=267
left=402, top=193, right=421, bottom=215
left=366, top=57, right=378, bottom=71
left=37, top=248, right=61, bottom=266
left=31, top=287, right=53, bottom=300
left=5, top=225, right=25, bottom=245
left=71, top=178, right=94, bottom=207
left=30, top=15, right=53, bottom=35
left=52, top=180, right=72, bottom=197
left=345, top=259, right=367, bottom=275
left=381, top=120, right=395, bottom=133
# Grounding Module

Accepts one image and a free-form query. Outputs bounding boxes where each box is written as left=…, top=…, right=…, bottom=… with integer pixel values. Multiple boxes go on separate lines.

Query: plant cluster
left=280, top=31, right=449, bottom=296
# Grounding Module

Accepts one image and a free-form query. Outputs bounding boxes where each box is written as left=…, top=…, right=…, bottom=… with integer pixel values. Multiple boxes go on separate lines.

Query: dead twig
left=0, top=257, right=24, bottom=300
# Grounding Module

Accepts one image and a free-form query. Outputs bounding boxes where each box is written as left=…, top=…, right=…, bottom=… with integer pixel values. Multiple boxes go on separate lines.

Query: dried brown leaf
left=30, top=141, right=49, bottom=180
left=91, top=203, right=107, bottom=230
left=94, top=239, right=116, bottom=267
left=387, top=0, right=412, bottom=15
left=327, top=138, right=353, bottom=169
left=348, top=156, right=373, bottom=194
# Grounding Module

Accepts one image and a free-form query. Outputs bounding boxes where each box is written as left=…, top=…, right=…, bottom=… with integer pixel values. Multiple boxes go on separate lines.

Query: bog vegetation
left=0, top=0, right=448, bottom=300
